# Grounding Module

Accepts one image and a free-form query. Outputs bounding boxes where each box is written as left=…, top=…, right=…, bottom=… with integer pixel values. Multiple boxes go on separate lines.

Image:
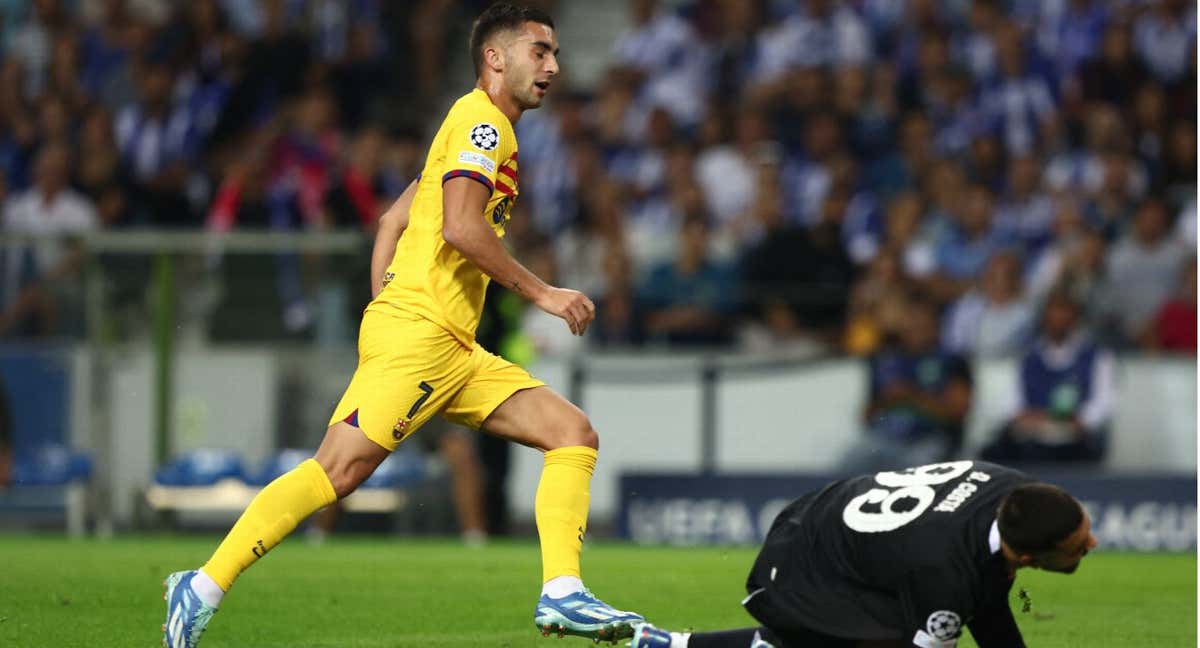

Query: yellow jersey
left=370, top=88, right=519, bottom=347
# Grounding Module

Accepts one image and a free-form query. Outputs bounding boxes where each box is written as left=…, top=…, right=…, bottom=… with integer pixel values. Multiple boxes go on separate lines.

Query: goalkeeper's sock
left=190, top=569, right=225, bottom=607
left=201, top=458, right=337, bottom=591
left=535, top=446, right=597, bottom=584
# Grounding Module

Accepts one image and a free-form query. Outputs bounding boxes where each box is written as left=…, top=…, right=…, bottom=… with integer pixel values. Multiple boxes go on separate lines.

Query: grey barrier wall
left=14, top=346, right=1187, bottom=526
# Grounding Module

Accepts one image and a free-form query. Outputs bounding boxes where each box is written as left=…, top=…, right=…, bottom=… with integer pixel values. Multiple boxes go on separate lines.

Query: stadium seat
left=154, top=449, right=247, bottom=487
left=144, top=449, right=430, bottom=522
left=362, top=450, right=426, bottom=489
left=246, top=448, right=312, bottom=487
left=11, top=444, right=93, bottom=486
left=245, top=449, right=428, bottom=489
left=2, top=444, right=94, bottom=537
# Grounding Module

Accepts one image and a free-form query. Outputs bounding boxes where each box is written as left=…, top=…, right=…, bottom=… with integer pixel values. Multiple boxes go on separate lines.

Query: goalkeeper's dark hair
left=997, top=483, right=1084, bottom=554
left=470, top=3, right=555, bottom=76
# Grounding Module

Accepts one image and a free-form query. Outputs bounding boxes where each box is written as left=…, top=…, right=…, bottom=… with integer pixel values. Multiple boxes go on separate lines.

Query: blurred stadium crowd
left=0, top=0, right=1194, bottom=360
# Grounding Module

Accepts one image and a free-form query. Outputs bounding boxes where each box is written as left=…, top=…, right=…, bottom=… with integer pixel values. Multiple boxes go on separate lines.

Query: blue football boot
left=535, top=588, right=644, bottom=643
left=162, top=570, right=217, bottom=648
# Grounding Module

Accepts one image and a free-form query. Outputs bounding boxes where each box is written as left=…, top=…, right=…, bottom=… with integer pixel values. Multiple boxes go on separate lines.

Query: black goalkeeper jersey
left=745, top=461, right=1031, bottom=648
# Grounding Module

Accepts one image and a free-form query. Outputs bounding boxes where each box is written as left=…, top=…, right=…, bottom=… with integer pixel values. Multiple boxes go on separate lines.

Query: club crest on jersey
left=392, top=418, right=409, bottom=440
left=469, top=123, right=499, bottom=151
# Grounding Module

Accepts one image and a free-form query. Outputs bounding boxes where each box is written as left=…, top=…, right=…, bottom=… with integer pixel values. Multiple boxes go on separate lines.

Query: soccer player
left=163, top=5, right=645, bottom=646
left=631, top=461, right=1096, bottom=648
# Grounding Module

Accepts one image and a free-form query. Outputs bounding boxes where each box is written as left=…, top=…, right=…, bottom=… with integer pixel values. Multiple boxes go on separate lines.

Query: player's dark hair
left=997, top=483, right=1083, bottom=554
left=470, top=3, right=555, bottom=76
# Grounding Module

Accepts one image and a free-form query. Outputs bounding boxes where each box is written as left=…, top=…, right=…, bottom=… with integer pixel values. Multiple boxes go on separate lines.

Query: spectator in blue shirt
left=928, top=65, right=984, bottom=158
left=79, top=0, right=139, bottom=106
left=979, top=23, right=1058, bottom=156
left=114, top=59, right=199, bottom=225
left=932, top=183, right=1007, bottom=300
left=612, top=0, right=711, bottom=130
left=982, top=290, right=1115, bottom=463
left=1133, top=0, right=1195, bottom=86
left=842, top=295, right=973, bottom=473
left=996, top=154, right=1056, bottom=255
left=866, top=111, right=933, bottom=201
left=942, top=249, right=1036, bottom=357
left=637, top=210, right=736, bottom=347
left=1038, top=0, right=1108, bottom=86
left=779, top=111, right=842, bottom=227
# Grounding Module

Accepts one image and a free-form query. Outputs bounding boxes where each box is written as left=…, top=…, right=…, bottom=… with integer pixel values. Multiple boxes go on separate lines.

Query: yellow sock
left=202, top=458, right=336, bottom=591
left=535, top=446, right=597, bottom=583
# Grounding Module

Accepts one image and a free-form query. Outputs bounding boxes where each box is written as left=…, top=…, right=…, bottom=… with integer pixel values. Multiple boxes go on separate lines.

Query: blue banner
left=619, top=471, right=1196, bottom=552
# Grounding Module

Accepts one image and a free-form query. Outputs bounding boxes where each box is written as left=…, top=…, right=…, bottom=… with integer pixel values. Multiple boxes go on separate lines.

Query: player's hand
left=535, top=286, right=595, bottom=336
left=1014, top=410, right=1050, bottom=429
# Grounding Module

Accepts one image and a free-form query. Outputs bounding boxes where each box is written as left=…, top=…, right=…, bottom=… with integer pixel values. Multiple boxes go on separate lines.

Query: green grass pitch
left=0, top=535, right=1193, bottom=647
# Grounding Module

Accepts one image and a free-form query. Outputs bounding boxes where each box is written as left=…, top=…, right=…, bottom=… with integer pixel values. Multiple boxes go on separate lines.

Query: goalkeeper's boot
left=162, top=570, right=217, bottom=648
left=535, top=588, right=644, bottom=643
left=628, top=623, right=673, bottom=648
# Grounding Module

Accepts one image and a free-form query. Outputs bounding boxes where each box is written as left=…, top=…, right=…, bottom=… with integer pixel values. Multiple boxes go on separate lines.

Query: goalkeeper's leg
left=632, top=624, right=787, bottom=648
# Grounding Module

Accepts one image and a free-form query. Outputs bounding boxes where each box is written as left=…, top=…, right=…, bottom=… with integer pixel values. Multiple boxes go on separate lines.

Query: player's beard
left=509, top=72, right=543, bottom=110
left=516, top=86, right=542, bottom=110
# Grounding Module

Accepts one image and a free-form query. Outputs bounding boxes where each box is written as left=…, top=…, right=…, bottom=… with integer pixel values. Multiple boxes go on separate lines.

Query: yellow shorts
left=328, top=309, right=544, bottom=451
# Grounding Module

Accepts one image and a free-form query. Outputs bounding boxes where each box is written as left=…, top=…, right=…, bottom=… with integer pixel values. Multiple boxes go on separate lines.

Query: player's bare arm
left=442, top=175, right=595, bottom=335
left=370, top=179, right=417, bottom=298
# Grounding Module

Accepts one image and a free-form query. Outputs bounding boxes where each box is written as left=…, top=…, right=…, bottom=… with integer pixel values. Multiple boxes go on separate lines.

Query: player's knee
left=316, top=455, right=374, bottom=499
left=556, top=414, right=598, bottom=451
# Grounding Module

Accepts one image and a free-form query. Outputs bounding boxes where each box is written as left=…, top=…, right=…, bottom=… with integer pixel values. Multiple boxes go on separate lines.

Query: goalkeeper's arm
left=966, top=601, right=1025, bottom=648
